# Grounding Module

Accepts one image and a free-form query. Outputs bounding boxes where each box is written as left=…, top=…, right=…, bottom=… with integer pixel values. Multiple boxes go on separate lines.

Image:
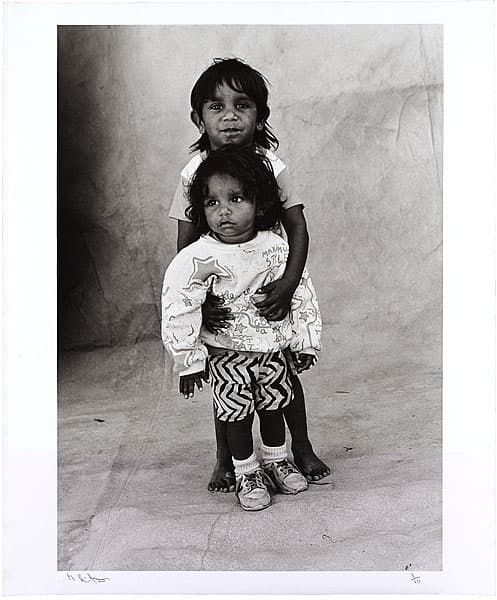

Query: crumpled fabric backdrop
left=58, top=24, right=442, bottom=353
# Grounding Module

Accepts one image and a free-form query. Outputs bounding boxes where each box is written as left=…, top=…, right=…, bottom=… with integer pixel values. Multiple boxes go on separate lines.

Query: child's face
left=194, top=82, right=262, bottom=150
left=203, top=173, right=257, bottom=244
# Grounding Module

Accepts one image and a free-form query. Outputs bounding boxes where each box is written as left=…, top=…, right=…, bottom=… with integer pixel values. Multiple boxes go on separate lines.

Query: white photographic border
left=3, top=0, right=495, bottom=597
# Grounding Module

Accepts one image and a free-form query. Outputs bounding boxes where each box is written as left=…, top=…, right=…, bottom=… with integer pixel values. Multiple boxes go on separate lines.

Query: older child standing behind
left=168, top=58, right=330, bottom=491
left=162, top=147, right=321, bottom=511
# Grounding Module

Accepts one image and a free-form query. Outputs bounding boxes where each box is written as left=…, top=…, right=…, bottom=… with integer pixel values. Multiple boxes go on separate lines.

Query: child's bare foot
left=208, top=456, right=235, bottom=493
left=292, top=443, right=331, bottom=483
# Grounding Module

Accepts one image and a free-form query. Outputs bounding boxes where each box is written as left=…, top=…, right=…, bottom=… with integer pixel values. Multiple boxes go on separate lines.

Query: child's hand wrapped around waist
left=252, top=278, right=293, bottom=321
left=201, top=291, right=233, bottom=333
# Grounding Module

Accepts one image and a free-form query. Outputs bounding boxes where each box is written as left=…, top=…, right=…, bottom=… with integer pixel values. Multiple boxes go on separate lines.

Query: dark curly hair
left=190, top=57, right=279, bottom=153
left=186, top=145, right=283, bottom=236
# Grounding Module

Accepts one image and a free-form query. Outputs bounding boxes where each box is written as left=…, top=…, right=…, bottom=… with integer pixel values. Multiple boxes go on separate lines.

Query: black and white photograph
left=3, top=1, right=495, bottom=596
left=57, top=23, right=443, bottom=572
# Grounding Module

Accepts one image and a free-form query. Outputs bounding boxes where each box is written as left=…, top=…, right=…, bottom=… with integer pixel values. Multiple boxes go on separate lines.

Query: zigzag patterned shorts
left=208, top=349, right=294, bottom=422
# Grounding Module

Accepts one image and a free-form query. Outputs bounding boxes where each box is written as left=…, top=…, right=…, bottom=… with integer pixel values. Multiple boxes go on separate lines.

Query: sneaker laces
left=240, top=469, right=270, bottom=493
left=272, top=459, right=298, bottom=477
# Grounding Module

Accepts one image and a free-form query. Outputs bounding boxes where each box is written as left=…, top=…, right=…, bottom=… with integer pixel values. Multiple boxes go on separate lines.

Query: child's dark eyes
left=206, top=102, right=253, bottom=111
left=203, top=196, right=245, bottom=208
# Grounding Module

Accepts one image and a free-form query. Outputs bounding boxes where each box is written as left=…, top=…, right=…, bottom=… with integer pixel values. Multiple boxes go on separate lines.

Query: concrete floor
left=58, top=323, right=442, bottom=571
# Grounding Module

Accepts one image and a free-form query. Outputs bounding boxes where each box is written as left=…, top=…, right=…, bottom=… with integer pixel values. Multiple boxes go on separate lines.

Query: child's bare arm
left=280, top=205, right=309, bottom=290
left=255, top=206, right=309, bottom=320
left=177, top=220, right=199, bottom=252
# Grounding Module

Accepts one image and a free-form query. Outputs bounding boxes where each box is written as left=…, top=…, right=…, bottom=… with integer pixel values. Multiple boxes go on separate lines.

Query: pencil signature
left=66, top=572, right=110, bottom=583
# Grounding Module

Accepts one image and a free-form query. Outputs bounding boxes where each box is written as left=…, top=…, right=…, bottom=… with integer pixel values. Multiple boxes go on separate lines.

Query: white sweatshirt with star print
left=161, top=231, right=322, bottom=375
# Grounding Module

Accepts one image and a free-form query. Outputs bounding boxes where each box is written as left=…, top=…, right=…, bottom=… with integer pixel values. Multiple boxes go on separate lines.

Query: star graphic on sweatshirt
left=233, top=322, right=246, bottom=335
left=188, top=256, right=233, bottom=286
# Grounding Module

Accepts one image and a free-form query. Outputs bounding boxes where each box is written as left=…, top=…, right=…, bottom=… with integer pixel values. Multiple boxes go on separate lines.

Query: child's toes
left=209, top=476, right=235, bottom=493
left=208, top=481, right=223, bottom=492
left=222, top=480, right=235, bottom=493
left=313, top=468, right=330, bottom=480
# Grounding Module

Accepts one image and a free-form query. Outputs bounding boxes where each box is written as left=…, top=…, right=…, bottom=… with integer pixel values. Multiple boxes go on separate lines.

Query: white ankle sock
left=261, top=443, right=287, bottom=465
left=233, top=452, right=260, bottom=477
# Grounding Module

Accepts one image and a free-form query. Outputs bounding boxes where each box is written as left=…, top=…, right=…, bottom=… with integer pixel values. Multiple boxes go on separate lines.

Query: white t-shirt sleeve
left=277, top=167, right=303, bottom=211
left=168, top=154, right=205, bottom=222
left=262, top=149, right=303, bottom=211
left=168, top=176, right=191, bottom=222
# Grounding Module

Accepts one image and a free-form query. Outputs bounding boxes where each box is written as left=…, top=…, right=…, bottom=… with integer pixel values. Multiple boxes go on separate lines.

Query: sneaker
left=264, top=459, right=309, bottom=494
left=236, top=468, right=271, bottom=511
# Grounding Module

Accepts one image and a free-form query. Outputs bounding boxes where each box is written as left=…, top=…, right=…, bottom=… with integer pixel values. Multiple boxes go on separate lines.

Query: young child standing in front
left=162, top=147, right=321, bottom=511
left=168, top=58, right=330, bottom=491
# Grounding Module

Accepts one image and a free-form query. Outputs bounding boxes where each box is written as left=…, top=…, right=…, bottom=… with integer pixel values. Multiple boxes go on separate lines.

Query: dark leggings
left=226, top=409, right=285, bottom=461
